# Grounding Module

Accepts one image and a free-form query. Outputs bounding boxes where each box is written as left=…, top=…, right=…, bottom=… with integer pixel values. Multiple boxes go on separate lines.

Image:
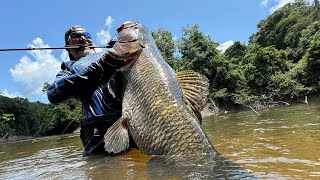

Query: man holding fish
left=47, top=24, right=140, bottom=156
left=48, top=22, right=216, bottom=157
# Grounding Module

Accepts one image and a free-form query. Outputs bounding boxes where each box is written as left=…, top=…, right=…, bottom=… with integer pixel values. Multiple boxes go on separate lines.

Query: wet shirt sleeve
left=47, top=62, right=82, bottom=104
left=47, top=52, right=124, bottom=104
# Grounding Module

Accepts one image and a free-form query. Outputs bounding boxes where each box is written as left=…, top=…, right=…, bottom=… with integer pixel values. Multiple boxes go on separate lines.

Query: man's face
left=67, top=31, right=95, bottom=60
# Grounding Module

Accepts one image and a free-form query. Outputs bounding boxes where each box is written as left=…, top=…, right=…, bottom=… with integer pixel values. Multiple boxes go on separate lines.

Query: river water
left=0, top=102, right=319, bottom=179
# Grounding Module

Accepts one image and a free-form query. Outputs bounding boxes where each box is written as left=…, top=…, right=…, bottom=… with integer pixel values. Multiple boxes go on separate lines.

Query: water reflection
left=0, top=102, right=319, bottom=179
left=0, top=135, right=85, bottom=179
left=145, top=154, right=255, bottom=179
left=204, top=102, right=320, bottom=179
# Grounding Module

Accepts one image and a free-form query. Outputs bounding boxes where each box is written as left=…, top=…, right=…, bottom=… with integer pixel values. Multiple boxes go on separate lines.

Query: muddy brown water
left=0, top=102, right=319, bottom=179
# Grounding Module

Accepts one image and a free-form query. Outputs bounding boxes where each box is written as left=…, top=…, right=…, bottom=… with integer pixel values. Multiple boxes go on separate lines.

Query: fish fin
left=104, top=117, right=130, bottom=154
left=176, top=70, right=209, bottom=124
left=107, top=70, right=123, bottom=101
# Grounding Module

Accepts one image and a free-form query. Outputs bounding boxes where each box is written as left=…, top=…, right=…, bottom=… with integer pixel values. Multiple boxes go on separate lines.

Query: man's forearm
left=47, top=74, right=87, bottom=104
left=47, top=52, right=123, bottom=104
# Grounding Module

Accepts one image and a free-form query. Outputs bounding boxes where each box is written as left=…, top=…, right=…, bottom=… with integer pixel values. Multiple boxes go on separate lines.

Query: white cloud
left=8, top=17, right=115, bottom=102
left=105, top=16, right=114, bottom=27
left=9, top=38, right=62, bottom=97
left=270, top=0, right=294, bottom=13
left=60, top=50, right=70, bottom=62
left=96, top=16, right=114, bottom=48
left=217, top=41, right=234, bottom=53
left=261, top=0, right=269, bottom=6
left=0, top=89, right=23, bottom=98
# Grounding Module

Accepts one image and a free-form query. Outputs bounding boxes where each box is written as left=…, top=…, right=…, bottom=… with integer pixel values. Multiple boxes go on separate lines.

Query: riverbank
left=201, top=93, right=320, bottom=117
left=0, top=135, right=33, bottom=143
left=2, top=93, right=319, bottom=144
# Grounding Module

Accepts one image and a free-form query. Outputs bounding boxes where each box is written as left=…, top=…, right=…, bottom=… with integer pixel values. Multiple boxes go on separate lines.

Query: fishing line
left=0, top=35, right=119, bottom=52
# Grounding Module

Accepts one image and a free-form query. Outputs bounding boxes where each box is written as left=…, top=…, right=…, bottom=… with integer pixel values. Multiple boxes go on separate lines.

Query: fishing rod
left=0, top=30, right=119, bottom=52
left=0, top=41, right=117, bottom=52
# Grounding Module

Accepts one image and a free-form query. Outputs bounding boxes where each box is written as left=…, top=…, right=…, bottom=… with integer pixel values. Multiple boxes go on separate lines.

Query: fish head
left=107, top=22, right=147, bottom=69
left=116, top=21, right=156, bottom=49
left=109, top=21, right=157, bottom=70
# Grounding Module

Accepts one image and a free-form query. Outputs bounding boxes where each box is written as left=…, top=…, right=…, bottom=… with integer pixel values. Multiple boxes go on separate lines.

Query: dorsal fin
left=176, top=70, right=209, bottom=123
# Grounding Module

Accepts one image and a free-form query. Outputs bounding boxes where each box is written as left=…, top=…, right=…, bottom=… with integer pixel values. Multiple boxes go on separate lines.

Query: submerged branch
left=242, top=104, right=261, bottom=115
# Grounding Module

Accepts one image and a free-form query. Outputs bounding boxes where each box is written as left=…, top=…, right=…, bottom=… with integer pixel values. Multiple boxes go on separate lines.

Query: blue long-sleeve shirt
left=47, top=52, right=122, bottom=125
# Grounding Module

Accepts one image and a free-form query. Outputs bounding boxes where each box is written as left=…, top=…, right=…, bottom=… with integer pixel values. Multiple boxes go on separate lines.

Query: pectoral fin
left=176, top=70, right=209, bottom=124
left=104, top=117, right=130, bottom=154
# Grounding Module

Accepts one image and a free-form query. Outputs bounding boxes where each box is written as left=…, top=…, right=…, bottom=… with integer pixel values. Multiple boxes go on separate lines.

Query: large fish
left=104, top=22, right=217, bottom=156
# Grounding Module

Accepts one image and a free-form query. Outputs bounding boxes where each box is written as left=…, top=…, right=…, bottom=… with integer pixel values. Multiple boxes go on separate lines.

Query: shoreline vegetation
left=2, top=93, right=318, bottom=144
left=1, top=1, right=320, bottom=143
left=201, top=93, right=316, bottom=117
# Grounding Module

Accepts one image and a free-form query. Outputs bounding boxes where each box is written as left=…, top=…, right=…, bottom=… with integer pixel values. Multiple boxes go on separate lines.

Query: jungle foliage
left=153, top=0, right=320, bottom=104
left=1, top=0, right=320, bottom=137
left=0, top=95, right=81, bottom=138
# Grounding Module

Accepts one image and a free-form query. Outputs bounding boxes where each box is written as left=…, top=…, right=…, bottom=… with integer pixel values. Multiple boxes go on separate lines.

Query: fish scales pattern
left=122, top=47, right=214, bottom=155
left=101, top=22, right=216, bottom=156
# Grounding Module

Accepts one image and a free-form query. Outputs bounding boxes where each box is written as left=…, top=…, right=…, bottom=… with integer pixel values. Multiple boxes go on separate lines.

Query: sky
left=0, top=0, right=312, bottom=103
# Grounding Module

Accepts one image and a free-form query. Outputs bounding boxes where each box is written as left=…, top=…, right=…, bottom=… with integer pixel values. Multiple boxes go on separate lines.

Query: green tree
left=38, top=98, right=81, bottom=135
left=0, top=95, right=81, bottom=137
left=298, top=21, right=320, bottom=59
left=224, top=41, right=247, bottom=64
left=312, top=0, right=320, bottom=19
left=296, top=38, right=320, bottom=87
left=177, top=25, right=246, bottom=102
left=242, top=45, right=290, bottom=95
left=0, top=113, right=15, bottom=136
left=249, top=0, right=313, bottom=62
left=177, top=24, right=219, bottom=75
left=152, top=29, right=178, bottom=69
left=42, top=82, right=50, bottom=94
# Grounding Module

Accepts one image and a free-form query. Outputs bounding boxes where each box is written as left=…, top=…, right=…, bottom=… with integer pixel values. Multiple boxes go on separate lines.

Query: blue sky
left=0, top=0, right=311, bottom=103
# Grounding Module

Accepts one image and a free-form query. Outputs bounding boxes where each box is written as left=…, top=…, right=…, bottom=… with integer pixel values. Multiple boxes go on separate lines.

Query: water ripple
left=0, top=146, right=86, bottom=180
left=236, top=157, right=320, bottom=167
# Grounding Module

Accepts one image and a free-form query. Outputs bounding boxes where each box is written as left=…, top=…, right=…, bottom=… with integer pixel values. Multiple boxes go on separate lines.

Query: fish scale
left=104, top=22, right=217, bottom=156
left=125, top=54, right=205, bottom=154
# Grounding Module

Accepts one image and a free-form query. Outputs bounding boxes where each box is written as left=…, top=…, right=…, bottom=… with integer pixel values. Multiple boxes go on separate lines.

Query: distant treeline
left=0, top=96, right=81, bottom=138
left=153, top=0, right=320, bottom=106
left=1, top=0, right=320, bottom=137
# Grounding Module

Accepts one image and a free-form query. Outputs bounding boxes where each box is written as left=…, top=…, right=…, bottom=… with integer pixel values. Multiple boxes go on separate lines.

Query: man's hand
left=106, top=40, right=117, bottom=48
left=108, top=40, right=143, bottom=61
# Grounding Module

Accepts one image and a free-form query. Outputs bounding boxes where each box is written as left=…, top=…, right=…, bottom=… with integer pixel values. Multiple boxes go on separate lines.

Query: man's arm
left=47, top=67, right=81, bottom=104
left=47, top=52, right=126, bottom=104
left=47, top=38, right=144, bottom=104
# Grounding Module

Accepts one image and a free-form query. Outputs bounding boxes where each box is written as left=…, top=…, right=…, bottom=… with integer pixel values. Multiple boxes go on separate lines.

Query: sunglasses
left=68, top=32, right=92, bottom=41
